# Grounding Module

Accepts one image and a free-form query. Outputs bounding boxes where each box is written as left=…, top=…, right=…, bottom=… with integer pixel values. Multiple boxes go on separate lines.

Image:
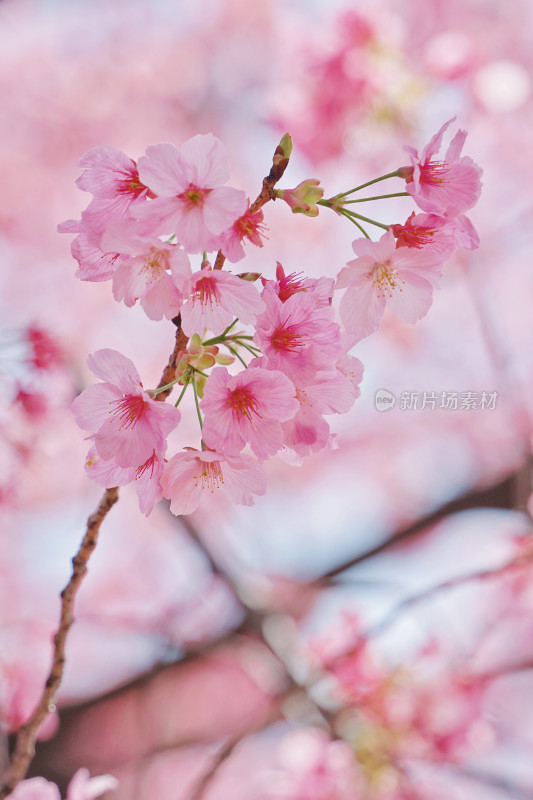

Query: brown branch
left=316, top=472, right=527, bottom=582
left=0, top=487, right=120, bottom=797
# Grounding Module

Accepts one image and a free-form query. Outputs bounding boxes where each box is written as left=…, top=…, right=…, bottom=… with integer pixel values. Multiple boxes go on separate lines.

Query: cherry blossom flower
left=336, top=229, right=443, bottom=342
left=270, top=262, right=335, bottom=307
left=401, top=118, right=483, bottom=217
left=161, top=448, right=267, bottom=515
left=74, top=145, right=151, bottom=231
left=101, top=220, right=192, bottom=321
left=25, top=325, right=64, bottom=371
left=58, top=215, right=125, bottom=283
left=135, top=134, right=247, bottom=253
left=84, top=445, right=165, bottom=516
left=71, top=349, right=180, bottom=468
left=220, top=205, right=266, bottom=262
left=254, top=285, right=341, bottom=384
left=6, top=769, right=118, bottom=800
left=282, top=369, right=359, bottom=457
left=180, top=265, right=265, bottom=337
left=390, top=211, right=479, bottom=257
left=200, top=366, right=299, bottom=460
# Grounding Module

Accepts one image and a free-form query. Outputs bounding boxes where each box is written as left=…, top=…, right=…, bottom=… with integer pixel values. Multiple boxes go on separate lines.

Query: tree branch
left=0, top=487, right=120, bottom=797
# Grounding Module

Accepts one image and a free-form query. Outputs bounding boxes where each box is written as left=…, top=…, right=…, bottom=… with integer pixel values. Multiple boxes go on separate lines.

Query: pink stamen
left=109, top=394, right=147, bottom=430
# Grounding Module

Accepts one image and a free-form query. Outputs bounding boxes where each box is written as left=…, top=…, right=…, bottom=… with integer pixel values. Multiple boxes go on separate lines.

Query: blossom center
left=371, top=262, right=405, bottom=299
left=136, top=451, right=157, bottom=479
left=420, top=160, right=449, bottom=186
left=109, top=394, right=147, bottom=429
left=270, top=323, right=304, bottom=352
left=194, top=459, right=224, bottom=492
left=192, top=276, right=220, bottom=308
left=142, top=248, right=168, bottom=282
left=277, top=271, right=307, bottom=303
left=115, top=166, right=147, bottom=199
left=392, top=224, right=435, bottom=249
left=178, top=183, right=212, bottom=211
left=227, top=387, right=260, bottom=421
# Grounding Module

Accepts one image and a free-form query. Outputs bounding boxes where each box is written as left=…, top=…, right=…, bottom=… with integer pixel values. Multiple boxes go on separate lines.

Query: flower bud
left=275, top=179, right=324, bottom=217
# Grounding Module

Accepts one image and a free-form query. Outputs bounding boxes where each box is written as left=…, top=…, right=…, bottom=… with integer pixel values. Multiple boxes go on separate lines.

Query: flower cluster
left=62, top=123, right=481, bottom=516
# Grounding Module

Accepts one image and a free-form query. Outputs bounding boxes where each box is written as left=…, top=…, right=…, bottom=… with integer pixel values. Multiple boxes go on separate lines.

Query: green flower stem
left=334, top=170, right=403, bottom=199
left=150, top=377, right=182, bottom=395
left=174, top=377, right=190, bottom=408
left=342, top=192, right=410, bottom=203
left=203, top=319, right=239, bottom=346
left=192, top=374, right=203, bottom=430
left=227, top=345, right=248, bottom=369
left=336, top=207, right=370, bottom=239
left=341, top=207, right=390, bottom=231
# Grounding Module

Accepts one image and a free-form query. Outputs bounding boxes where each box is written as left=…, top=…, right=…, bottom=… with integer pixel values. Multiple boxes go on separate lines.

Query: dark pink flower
left=220, top=206, right=266, bottom=263
left=391, top=210, right=479, bottom=257
left=402, top=118, right=483, bottom=217
left=72, top=349, right=180, bottom=468
left=161, top=448, right=267, bottom=515
left=254, top=285, right=341, bottom=384
left=136, top=134, right=247, bottom=253
left=200, top=366, right=299, bottom=460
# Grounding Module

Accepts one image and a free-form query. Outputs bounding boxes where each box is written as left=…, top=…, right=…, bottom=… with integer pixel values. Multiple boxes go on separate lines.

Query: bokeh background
left=2, top=0, right=533, bottom=798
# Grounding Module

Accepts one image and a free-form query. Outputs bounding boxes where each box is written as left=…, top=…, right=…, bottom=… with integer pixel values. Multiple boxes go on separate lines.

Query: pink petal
left=137, top=143, right=186, bottom=196
left=178, top=133, right=230, bottom=187
left=87, top=349, right=141, bottom=390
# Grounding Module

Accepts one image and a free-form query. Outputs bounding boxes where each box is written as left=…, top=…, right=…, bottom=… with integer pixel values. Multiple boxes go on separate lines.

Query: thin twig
left=0, top=487, right=120, bottom=797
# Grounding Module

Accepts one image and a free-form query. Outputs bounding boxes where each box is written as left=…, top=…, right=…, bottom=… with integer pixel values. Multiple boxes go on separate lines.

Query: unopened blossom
left=84, top=445, right=165, bottom=516
left=135, top=133, right=247, bottom=253
left=401, top=117, right=483, bottom=217
left=72, top=349, right=180, bottom=468
left=201, top=366, right=299, bottom=460
left=180, top=265, right=265, bottom=337
left=101, top=220, right=192, bottom=321
left=255, top=285, right=341, bottom=384
left=220, top=205, right=266, bottom=262
left=161, top=448, right=267, bottom=515
left=275, top=178, right=324, bottom=217
left=74, top=145, right=151, bottom=231
left=336, top=229, right=443, bottom=342
left=390, top=211, right=479, bottom=258
left=7, top=769, right=118, bottom=800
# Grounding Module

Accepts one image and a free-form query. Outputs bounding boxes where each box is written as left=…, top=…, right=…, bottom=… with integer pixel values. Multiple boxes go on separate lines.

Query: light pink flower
left=135, top=134, right=247, bottom=253
left=101, top=220, right=191, bottom=321
left=200, top=366, right=299, bottom=460
left=7, top=770, right=118, bottom=800
left=402, top=118, right=483, bottom=217
left=336, top=229, right=443, bottom=342
left=75, top=145, right=151, bottom=231
left=390, top=210, right=479, bottom=258
left=220, top=205, right=266, bottom=262
left=180, top=265, right=265, bottom=337
left=58, top=215, right=125, bottom=283
left=254, top=285, right=341, bottom=384
left=283, top=369, right=360, bottom=457
left=161, top=448, right=267, bottom=515
left=72, top=349, right=180, bottom=468
left=84, top=445, right=165, bottom=517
